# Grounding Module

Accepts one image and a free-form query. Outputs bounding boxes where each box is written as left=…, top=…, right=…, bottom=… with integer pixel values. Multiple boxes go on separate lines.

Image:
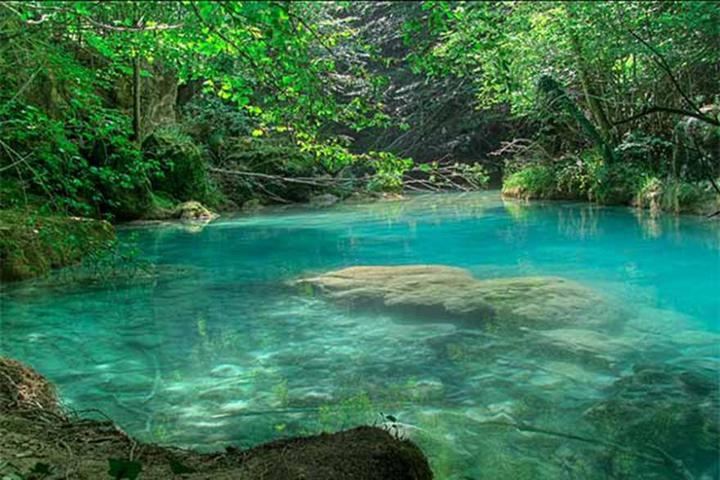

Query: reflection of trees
left=556, top=204, right=600, bottom=240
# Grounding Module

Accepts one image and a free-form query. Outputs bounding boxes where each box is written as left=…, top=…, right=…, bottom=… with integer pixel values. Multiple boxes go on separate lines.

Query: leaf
left=108, top=459, right=142, bottom=480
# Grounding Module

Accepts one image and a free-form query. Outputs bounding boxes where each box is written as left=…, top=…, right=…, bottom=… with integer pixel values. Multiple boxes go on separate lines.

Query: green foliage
left=502, top=148, right=717, bottom=213
left=181, top=94, right=251, bottom=150
left=411, top=2, right=719, bottom=120
left=502, top=165, right=557, bottom=200
left=0, top=36, right=157, bottom=218
left=0, top=209, right=115, bottom=281
left=0, top=0, right=397, bottom=218
left=362, top=152, right=414, bottom=192
left=636, top=176, right=714, bottom=214
left=588, top=160, right=647, bottom=205
left=408, top=1, right=719, bottom=192
left=143, top=127, right=213, bottom=203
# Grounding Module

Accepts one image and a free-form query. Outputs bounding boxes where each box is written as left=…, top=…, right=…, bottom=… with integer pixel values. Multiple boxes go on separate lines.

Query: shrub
left=587, top=160, right=648, bottom=205
left=0, top=209, right=115, bottom=281
left=502, top=164, right=557, bottom=199
left=143, top=127, right=212, bottom=203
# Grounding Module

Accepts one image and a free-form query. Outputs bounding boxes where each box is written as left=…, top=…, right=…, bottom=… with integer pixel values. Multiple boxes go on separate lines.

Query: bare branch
left=613, top=105, right=720, bottom=127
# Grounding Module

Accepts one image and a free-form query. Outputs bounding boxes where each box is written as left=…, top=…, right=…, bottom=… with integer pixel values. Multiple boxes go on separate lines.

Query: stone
left=242, top=198, right=263, bottom=212
left=210, top=364, right=244, bottom=378
left=174, top=201, right=219, bottom=221
left=584, top=363, right=719, bottom=477
left=529, top=328, right=632, bottom=370
left=295, top=265, right=616, bottom=330
left=309, top=193, right=340, bottom=207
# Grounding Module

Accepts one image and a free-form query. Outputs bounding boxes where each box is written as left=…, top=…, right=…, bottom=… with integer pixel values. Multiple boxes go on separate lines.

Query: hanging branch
left=613, top=105, right=720, bottom=127
left=627, top=29, right=704, bottom=117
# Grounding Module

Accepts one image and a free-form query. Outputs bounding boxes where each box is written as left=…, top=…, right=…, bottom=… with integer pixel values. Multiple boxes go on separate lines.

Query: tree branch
left=627, top=29, right=704, bottom=117
left=612, top=105, right=720, bottom=127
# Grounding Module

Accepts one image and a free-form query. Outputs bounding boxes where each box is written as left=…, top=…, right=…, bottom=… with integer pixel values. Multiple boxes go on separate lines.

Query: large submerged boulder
left=295, top=265, right=616, bottom=329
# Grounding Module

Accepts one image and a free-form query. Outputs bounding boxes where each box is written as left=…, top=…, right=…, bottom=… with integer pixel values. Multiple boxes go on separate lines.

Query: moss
left=0, top=209, right=115, bottom=282
left=143, top=126, right=221, bottom=207
left=142, top=191, right=176, bottom=220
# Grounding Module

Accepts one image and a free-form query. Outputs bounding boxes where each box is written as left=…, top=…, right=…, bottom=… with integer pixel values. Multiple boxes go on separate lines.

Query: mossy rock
left=140, top=200, right=219, bottom=222
left=0, top=209, right=115, bottom=282
left=174, top=201, right=219, bottom=221
left=584, top=363, right=719, bottom=477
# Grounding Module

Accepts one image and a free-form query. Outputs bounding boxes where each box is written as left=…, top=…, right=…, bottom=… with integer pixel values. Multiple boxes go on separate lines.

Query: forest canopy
left=0, top=1, right=718, bottom=220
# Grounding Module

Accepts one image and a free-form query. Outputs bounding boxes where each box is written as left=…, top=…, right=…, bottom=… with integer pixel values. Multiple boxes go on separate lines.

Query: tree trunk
left=132, top=53, right=141, bottom=144
left=538, top=75, right=615, bottom=165
left=567, top=33, right=614, bottom=147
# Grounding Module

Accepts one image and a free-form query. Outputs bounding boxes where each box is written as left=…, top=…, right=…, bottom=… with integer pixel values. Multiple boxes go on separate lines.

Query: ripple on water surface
left=1, top=192, right=719, bottom=479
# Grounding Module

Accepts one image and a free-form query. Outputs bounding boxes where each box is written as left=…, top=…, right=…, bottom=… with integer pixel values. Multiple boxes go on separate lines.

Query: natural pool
left=1, top=192, right=718, bottom=479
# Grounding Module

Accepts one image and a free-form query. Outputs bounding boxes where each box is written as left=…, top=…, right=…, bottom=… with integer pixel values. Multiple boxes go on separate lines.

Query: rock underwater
left=584, top=362, right=719, bottom=478
left=294, top=265, right=622, bottom=330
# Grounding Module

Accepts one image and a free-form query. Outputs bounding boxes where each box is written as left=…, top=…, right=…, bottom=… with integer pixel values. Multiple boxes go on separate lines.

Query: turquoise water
left=1, top=192, right=718, bottom=479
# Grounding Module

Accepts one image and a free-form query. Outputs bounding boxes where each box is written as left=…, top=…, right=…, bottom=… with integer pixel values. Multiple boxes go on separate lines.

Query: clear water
left=1, top=192, right=719, bottom=479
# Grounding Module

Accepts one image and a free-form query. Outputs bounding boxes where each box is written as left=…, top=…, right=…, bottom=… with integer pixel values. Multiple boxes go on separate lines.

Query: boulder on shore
left=0, top=357, right=432, bottom=480
left=174, top=201, right=219, bottom=221
left=295, top=265, right=618, bottom=329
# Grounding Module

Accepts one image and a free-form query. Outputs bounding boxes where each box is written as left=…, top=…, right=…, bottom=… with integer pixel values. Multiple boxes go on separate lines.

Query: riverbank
left=502, top=164, right=719, bottom=216
left=3, top=183, right=717, bottom=284
left=0, top=209, right=115, bottom=282
left=0, top=357, right=431, bottom=480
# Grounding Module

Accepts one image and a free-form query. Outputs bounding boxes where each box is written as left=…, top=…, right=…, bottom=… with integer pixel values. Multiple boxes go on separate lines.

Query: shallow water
left=2, top=192, right=719, bottom=479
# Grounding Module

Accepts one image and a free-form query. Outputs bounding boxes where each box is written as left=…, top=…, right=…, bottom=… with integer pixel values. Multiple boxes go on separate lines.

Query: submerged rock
left=295, top=265, right=616, bottom=329
left=584, top=363, right=719, bottom=477
left=210, top=363, right=245, bottom=378
left=529, top=328, right=633, bottom=370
